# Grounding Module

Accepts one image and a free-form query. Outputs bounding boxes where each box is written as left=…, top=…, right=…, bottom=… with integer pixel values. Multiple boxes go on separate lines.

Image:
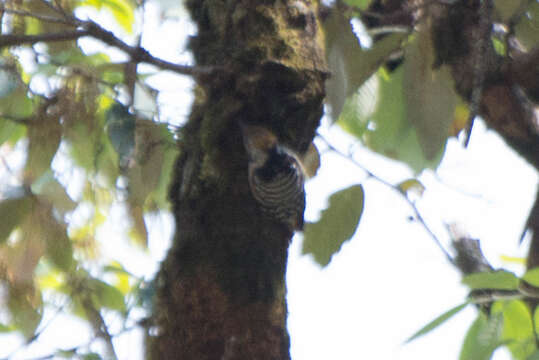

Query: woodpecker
left=240, top=124, right=305, bottom=231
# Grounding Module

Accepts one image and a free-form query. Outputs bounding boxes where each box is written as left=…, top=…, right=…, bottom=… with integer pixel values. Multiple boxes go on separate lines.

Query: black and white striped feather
left=248, top=146, right=305, bottom=230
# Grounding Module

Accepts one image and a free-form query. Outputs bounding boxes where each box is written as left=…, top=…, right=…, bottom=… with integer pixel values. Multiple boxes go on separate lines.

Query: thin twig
left=3, top=304, right=67, bottom=360
left=51, top=0, right=71, bottom=18
left=0, top=30, right=88, bottom=47
left=0, top=113, right=30, bottom=124
left=0, top=6, right=76, bottom=25
left=0, top=319, right=143, bottom=360
left=317, top=132, right=455, bottom=264
left=36, top=0, right=69, bottom=17
left=468, top=290, right=523, bottom=304
left=80, top=295, right=119, bottom=360
left=81, top=20, right=215, bottom=76
left=0, top=20, right=216, bottom=76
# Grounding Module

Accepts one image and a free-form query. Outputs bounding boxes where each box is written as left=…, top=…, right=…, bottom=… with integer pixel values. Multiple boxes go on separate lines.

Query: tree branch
left=0, top=6, right=75, bottom=25
left=447, top=223, right=493, bottom=275
left=447, top=224, right=539, bottom=306
left=0, top=31, right=87, bottom=47
left=463, top=0, right=492, bottom=146
left=0, top=17, right=215, bottom=77
left=79, top=295, right=118, bottom=360
left=428, top=1, right=539, bottom=170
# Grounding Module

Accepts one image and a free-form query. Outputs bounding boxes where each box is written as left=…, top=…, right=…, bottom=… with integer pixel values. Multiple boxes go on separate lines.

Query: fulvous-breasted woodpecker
left=240, top=124, right=305, bottom=231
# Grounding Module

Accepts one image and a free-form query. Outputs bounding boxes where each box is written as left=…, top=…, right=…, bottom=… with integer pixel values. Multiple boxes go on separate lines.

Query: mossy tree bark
left=148, top=1, right=327, bottom=359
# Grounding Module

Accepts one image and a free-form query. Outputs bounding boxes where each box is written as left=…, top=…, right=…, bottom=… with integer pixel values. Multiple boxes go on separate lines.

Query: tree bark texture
left=148, top=1, right=326, bottom=359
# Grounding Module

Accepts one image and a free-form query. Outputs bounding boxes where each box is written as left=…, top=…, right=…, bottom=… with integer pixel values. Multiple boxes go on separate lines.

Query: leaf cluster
left=309, top=1, right=539, bottom=359
left=0, top=0, right=179, bottom=356
left=408, top=269, right=539, bottom=360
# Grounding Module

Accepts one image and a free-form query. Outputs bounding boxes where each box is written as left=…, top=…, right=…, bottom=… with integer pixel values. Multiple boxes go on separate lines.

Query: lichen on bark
left=148, top=1, right=327, bottom=359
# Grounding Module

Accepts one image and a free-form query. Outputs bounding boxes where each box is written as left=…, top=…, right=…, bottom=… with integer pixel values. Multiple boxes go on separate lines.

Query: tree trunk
left=148, top=1, right=327, bottom=359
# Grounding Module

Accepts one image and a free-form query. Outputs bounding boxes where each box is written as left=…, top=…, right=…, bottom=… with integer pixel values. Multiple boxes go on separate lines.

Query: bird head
left=240, top=123, right=278, bottom=166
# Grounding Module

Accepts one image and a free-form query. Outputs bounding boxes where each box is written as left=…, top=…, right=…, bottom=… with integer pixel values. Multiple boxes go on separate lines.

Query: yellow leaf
left=78, top=0, right=135, bottom=33
left=37, top=271, right=65, bottom=290
left=449, top=102, right=470, bottom=137
left=398, top=179, right=425, bottom=197
left=500, top=255, right=526, bottom=265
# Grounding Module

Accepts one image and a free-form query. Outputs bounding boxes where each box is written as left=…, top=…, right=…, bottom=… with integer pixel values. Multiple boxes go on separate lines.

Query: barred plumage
left=241, top=124, right=305, bottom=231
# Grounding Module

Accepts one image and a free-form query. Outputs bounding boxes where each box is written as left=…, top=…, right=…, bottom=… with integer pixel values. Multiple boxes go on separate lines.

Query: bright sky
left=288, top=119, right=537, bottom=360
left=1, top=2, right=538, bottom=359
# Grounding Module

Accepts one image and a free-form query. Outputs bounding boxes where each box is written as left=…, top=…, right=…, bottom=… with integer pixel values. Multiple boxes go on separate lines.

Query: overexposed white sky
left=1, top=2, right=538, bottom=359
left=289, top=119, right=537, bottom=360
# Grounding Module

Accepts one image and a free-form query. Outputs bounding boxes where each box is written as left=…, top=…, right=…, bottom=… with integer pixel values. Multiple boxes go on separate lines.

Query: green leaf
left=491, top=37, right=507, bottom=56
left=104, top=262, right=133, bottom=295
left=459, top=312, right=504, bottom=360
left=37, top=270, right=66, bottom=291
left=0, top=61, right=35, bottom=119
left=55, top=349, right=77, bottom=358
left=522, top=267, right=539, bottom=287
left=49, top=48, right=111, bottom=68
left=338, top=24, right=458, bottom=172
left=462, top=270, right=520, bottom=290
left=124, top=120, right=175, bottom=245
left=23, top=200, right=74, bottom=272
left=514, top=1, right=539, bottom=50
left=0, top=191, right=33, bottom=244
left=41, top=210, right=74, bottom=272
left=78, top=0, right=135, bottom=33
left=342, top=0, right=371, bottom=9
left=5, top=200, right=47, bottom=282
left=23, top=0, right=78, bottom=53
left=7, top=284, right=43, bottom=339
left=24, top=115, right=62, bottom=183
left=31, top=171, right=77, bottom=216
left=337, top=82, right=372, bottom=138
left=0, top=118, right=26, bottom=145
left=89, top=278, right=126, bottom=312
left=324, top=10, right=405, bottom=120
left=406, top=302, right=469, bottom=343
left=145, top=138, right=179, bottom=210
left=492, top=300, right=536, bottom=360
left=64, top=94, right=120, bottom=186
left=103, top=262, right=132, bottom=276
left=0, top=323, right=14, bottom=332
left=98, top=63, right=125, bottom=84
left=303, top=185, right=364, bottom=266
left=528, top=351, right=539, bottom=360
left=127, top=120, right=174, bottom=205
left=341, top=67, right=445, bottom=172
left=493, top=0, right=526, bottom=22
left=127, top=205, right=147, bottom=246
left=81, top=352, right=103, bottom=360
left=403, top=27, right=457, bottom=161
